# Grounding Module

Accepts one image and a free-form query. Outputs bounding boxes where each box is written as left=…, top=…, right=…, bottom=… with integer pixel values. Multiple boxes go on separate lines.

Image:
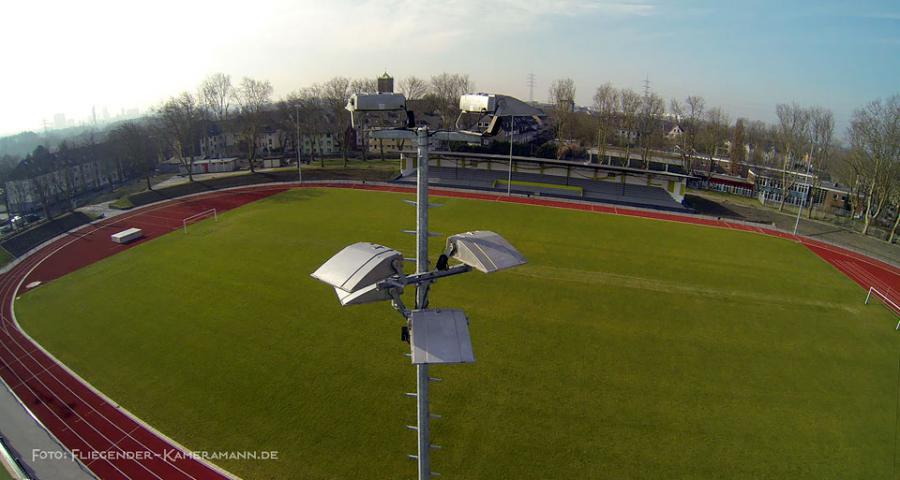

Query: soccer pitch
left=16, top=188, right=899, bottom=479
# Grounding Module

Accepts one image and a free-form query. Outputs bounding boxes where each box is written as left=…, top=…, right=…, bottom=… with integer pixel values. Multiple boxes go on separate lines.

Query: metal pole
left=507, top=116, right=513, bottom=196
left=296, top=105, right=302, bottom=183
left=793, top=155, right=813, bottom=236
left=414, top=126, right=430, bottom=480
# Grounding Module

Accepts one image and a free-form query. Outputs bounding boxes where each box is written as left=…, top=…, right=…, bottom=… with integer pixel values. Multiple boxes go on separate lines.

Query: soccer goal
left=182, top=208, right=218, bottom=233
left=864, top=287, right=900, bottom=329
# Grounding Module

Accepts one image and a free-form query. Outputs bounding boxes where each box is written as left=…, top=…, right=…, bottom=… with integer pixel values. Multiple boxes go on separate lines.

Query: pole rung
left=402, top=229, right=442, bottom=237
left=403, top=353, right=412, bottom=357
left=430, top=444, right=442, bottom=449
left=432, top=472, right=441, bottom=477
left=429, top=377, right=442, bottom=382
left=431, top=413, right=442, bottom=419
left=406, top=425, right=418, bottom=431
left=403, top=200, right=443, bottom=208
left=405, top=392, right=417, bottom=397
left=407, top=454, right=418, bottom=460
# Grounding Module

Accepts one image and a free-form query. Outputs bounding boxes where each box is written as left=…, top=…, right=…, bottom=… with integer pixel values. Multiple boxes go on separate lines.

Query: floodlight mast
left=327, top=91, right=529, bottom=480
left=414, top=126, right=432, bottom=480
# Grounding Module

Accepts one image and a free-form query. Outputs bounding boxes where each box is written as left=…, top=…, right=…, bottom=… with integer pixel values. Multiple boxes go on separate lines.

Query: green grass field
left=16, top=189, right=899, bottom=479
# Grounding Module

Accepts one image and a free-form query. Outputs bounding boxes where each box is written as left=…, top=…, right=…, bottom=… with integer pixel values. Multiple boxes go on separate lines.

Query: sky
left=0, top=0, right=898, bottom=138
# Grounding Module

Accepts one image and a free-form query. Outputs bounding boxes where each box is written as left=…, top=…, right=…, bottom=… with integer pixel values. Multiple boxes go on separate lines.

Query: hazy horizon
left=1, top=0, right=898, bottom=139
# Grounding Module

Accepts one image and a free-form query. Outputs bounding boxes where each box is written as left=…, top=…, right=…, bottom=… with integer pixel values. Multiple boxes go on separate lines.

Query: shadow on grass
left=681, top=194, right=745, bottom=219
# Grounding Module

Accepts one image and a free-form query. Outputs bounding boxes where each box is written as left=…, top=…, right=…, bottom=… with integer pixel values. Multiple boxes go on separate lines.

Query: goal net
left=182, top=208, right=218, bottom=233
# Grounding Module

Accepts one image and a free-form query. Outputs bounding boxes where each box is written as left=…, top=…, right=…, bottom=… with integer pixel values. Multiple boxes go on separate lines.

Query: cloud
left=260, top=0, right=656, bottom=53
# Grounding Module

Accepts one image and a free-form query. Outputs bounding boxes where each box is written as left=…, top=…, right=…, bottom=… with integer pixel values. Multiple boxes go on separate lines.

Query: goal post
left=864, top=287, right=900, bottom=329
left=182, top=208, right=218, bottom=233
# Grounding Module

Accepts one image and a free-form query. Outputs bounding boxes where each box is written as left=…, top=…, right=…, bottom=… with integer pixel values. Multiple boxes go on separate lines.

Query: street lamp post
left=793, top=153, right=813, bottom=236
left=296, top=104, right=302, bottom=183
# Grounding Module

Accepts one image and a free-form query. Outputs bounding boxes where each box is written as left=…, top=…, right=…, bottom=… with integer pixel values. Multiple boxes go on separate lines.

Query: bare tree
left=54, top=141, right=78, bottom=211
left=21, top=146, right=55, bottom=218
left=350, top=78, right=378, bottom=94
left=638, top=91, right=665, bottom=167
left=430, top=73, right=473, bottom=129
left=698, top=107, right=730, bottom=177
left=730, top=118, right=747, bottom=176
left=889, top=179, right=900, bottom=243
left=848, top=95, right=900, bottom=236
left=618, top=89, right=642, bottom=164
left=158, top=92, right=201, bottom=181
left=322, top=77, right=352, bottom=167
left=775, top=103, right=811, bottom=211
left=745, top=119, right=770, bottom=165
left=198, top=73, right=233, bottom=159
left=549, top=78, right=576, bottom=159
left=592, top=83, right=618, bottom=159
left=302, top=85, right=332, bottom=167
left=399, top=76, right=428, bottom=100
left=200, top=73, right=233, bottom=123
left=110, top=122, right=158, bottom=190
left=670, top=95, right=705, bottom=171
left=805, top=107, right=834, bottom=218
left=234, top=77, right=274, bottom=173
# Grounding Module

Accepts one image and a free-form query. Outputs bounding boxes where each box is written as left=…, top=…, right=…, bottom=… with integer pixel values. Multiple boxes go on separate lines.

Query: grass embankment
left=0, top=248, right=13, bottom=269
left=108, top=197, right=134, bottom=210
left=17, top=188, right=899, bottom=479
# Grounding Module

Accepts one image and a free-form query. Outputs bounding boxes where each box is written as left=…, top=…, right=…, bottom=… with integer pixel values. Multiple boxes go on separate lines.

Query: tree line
left=4, top=72, right=897, bottom=242
left=546, top=77, right=897, bottom=241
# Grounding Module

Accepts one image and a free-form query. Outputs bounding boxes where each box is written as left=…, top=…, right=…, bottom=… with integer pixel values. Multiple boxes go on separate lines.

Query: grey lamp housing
left=346, top=93, right=408, bottom=128
left=310, top=242, right=404, bottom=294
left=445, top=231, right=526, bottom=273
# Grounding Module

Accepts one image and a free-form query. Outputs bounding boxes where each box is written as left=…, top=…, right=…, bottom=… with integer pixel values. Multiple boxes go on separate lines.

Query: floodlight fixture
left=346, top=93, right=407, bottom=113
left=456, top=93, right=546, bottom=136
left=409, top=309, right=474, bottom=365
left=445, top=231, right=527, bottom=273
left=345, top=92, right=410, bottom=128
left=459, top=93, right=497, bottom=114
left=334, top=283, right=398, bottom=307
left=310, top=242, right=404, bottom=294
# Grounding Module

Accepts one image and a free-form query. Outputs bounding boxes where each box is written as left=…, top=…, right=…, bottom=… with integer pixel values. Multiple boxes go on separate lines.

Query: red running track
left=0, top=182, right=897, bottom=480
left=0, top=185, right=288, bottom=480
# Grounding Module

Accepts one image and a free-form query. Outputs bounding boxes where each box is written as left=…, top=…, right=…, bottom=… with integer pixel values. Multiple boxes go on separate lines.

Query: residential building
left=5, top=147, right=122, bottom=214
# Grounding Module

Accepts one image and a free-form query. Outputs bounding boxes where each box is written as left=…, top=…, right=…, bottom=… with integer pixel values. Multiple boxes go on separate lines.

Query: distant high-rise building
left=53, top=113, right=67, bottom=130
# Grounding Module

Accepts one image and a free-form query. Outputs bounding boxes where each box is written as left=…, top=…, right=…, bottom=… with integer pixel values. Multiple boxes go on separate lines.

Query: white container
left=111, top=227, right=143, bottom=244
